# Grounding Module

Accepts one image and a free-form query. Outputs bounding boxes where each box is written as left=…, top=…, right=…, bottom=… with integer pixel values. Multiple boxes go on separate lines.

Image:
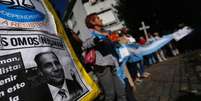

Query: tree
left=115, top=0, right=201, bottom=51
left=115, top=0, right=156, bottom=33
left=115, top=0, right=201, bottom=35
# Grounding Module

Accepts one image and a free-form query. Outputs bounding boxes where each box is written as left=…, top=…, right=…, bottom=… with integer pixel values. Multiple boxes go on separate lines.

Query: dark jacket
left=82, top=30, right=119, bottom=67
left=24, top=79, right=83, bottom=101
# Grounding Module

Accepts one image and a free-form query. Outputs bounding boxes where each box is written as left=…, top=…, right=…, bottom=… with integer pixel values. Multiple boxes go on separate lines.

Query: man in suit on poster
left=27, top=51, right=83, bottom=101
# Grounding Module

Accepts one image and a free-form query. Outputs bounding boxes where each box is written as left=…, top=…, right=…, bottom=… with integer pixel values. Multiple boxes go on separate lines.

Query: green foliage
left=115, top=0, right=201, bottom=34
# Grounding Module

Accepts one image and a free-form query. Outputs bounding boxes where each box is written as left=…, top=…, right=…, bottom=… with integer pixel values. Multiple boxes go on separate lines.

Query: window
left=97, top=9, right=117, bottom=26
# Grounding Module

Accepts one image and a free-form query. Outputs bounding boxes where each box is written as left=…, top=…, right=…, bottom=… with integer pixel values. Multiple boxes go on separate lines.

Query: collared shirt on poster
left=48, top=82, right=70, bottom=101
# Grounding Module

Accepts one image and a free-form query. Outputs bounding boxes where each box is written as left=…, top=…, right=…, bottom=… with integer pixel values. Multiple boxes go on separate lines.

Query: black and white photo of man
left=27, top=51, right=83, bottom=101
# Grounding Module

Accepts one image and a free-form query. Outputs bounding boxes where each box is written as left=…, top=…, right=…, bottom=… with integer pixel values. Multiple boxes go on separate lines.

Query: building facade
left=65, top=0, right=124, bottom=41
left=83, top=0, right=124, bottom=31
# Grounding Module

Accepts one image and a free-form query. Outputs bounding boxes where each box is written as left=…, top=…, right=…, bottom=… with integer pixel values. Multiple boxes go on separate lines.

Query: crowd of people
left=67, top=12, right=180, bottom=101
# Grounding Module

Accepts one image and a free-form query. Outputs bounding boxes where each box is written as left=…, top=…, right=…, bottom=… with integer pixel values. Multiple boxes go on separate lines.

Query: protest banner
left=0, top=0, right=57, bottom=33
left=0, top=52, right=26, bottom=101
left=0, top=0, right=100, bottom=101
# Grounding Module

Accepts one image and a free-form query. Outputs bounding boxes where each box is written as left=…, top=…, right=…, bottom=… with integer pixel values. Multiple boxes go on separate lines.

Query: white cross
left=139, top=21, right=150, bottom=40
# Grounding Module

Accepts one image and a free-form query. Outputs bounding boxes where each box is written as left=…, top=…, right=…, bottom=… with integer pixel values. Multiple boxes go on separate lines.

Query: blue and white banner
left=117, top=27, right=193, bottom=82
left=0, top=0, right=57, bottom=33
left=118, top=26, right=193, bottom=62
left=172, top=26, right=193, bottom=41
left=117, top=35, right=172, bottom=63
left=134, top=34, right=173, bottom=56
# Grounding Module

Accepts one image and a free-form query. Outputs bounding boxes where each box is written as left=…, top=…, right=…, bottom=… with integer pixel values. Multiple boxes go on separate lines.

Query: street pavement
left=135, top=50, right=201, bottom=101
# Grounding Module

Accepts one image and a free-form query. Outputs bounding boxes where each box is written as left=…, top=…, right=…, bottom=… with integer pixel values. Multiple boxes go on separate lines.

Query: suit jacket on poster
left=25, top=79, right=83, bottom=101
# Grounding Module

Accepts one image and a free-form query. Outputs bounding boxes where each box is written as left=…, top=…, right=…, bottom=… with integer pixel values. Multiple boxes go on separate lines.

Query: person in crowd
left=145, top=33, right=157, bottom=64
left=27, top=51, right=83, bottom=101
left=121, top=27, right=136, bottom=44
left=120, top=28, right=151, bottom=80
left=138, top=35, right=156, bottom=65
left=138, top=36, right=146, bottom=45
left=82, top=13, right=127, bottom=101
left=153, top=32, right=167, bottom=62
left=168, top=42, right=179, bottom=56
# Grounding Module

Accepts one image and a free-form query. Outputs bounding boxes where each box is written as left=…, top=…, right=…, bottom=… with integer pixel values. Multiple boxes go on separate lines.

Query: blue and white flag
left=116, top=27, right=193, bottom=83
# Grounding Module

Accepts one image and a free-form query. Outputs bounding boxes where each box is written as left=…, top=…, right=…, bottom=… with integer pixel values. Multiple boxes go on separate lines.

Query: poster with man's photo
left=0, top=30, right=90, bottom=101
left=0, top=0, right=99, bottom=101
